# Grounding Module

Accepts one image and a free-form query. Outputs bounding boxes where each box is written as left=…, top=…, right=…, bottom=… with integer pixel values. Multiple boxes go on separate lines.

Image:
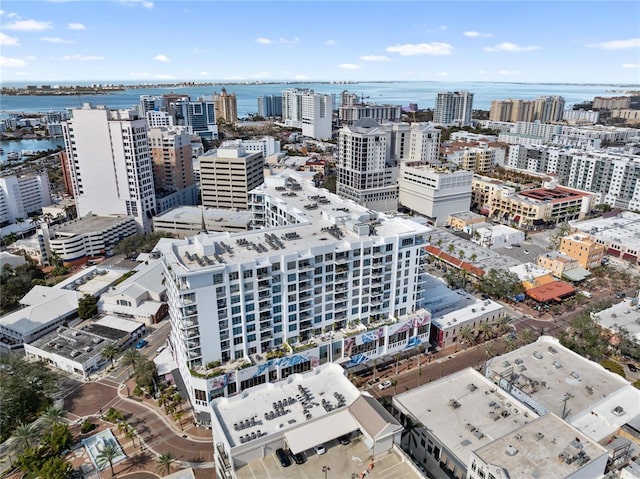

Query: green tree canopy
left=78, top=294, right=98, bottom=319
left=478, top=268, right=524, bottom=300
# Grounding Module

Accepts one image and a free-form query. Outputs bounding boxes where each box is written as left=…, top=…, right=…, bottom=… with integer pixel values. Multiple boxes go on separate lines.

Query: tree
left=41, top=422, right=72, bottom=456
left=134, top=357, right=159, bottom=394
left=122, top=348, right=142, bottom=377
left=42, top=405, right=66, bottom=430
left=459, top=325, right=476, bottom=347
left=173, top=410, right=185, bottom=431
left=400, top=415, right=422, bottom=450
left=458, top=250, right=465, bottom=260
left=156, top=452, right=176, bottom=475
left=478, top=268, right=524, bottom=300
left=504, top=336, right=517, bottom=352
left=78, top=294, right=98, bottom=319
left=447, top=243, right=455, bottom=254
left=101, top=342, right=119, bottom=367
left=470, top=253, right=478, bottom=263
left=493, top=316, right=511, bottom=336
left=13, top=422, right=39, bottom=452
left=484, top=343, right=496, bottom=360
left=95, top=442, right=120, bottom=476
left=15, top=217, right=26, bottom=239
left=37, top=456, right=73, bottom=479
left=478, top=322, right=495, bottom=341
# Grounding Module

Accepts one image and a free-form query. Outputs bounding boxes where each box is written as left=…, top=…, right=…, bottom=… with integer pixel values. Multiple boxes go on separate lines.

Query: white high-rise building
left=139, top=95, right=165, bottom=117
left=0, top=172, right=52, bottom=224
left=62, top=103, right=156, bottom=232
left=282, top=88, right=333, bottom=140
left=433, top=91, right=474, bottom=126
left=155, top=169, right=431, bottom=411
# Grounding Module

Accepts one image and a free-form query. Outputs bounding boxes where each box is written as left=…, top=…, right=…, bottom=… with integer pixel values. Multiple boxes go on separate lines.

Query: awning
left=562, top=267, right=591, bottom=282
left=285, top=409, right=358, bottom=454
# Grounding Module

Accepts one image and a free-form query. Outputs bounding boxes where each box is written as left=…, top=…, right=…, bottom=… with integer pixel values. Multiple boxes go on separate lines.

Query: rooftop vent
left=449, top=399, right=461, bottom=409
left=612, top=406, right=625, bottom=416
left=505, top=445, right=519, bottom=456
left=467, top=383, right=477, bottom=392
left=533, top=351, right=543, bottom=360
left=536, top=432, right=544, bottom=441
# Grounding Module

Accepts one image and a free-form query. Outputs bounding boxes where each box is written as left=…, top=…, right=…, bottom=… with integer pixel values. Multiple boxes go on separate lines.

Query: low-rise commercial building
left=469, top=224, right=525, bottom=249
left=82, top=315, right=146, bottom=349
left=537, top=251, right=588, bottom=281
left=559, top=233, right=606, bottom=269
left=569, top=212, right=640, bottom=265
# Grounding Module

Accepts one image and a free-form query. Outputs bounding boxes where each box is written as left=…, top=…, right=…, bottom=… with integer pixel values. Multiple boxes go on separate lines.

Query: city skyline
left=1, top=0, right=639, bottom=84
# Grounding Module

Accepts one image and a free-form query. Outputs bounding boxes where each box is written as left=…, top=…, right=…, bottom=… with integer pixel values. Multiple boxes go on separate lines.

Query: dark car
left=628, top=363, right=638, bottom=372
left=291, top=452, right=306, bottom=464
left=275, top=448, right=292, bottom=467
left=338, top=434, right=351, bottom=445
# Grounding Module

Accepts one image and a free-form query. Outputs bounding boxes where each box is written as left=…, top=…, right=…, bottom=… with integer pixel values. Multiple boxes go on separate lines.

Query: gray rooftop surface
left=570, top=211, right=640, bottom=250
left=27, top=326, right=108, bottom=363
left=50, top=215, right=133, bottom=235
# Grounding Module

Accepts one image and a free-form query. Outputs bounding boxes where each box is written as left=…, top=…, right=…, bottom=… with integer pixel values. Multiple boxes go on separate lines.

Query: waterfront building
left=172, top=96, right=219, bottom=141
left=61, top=104, right=157, bottom=232
left=155, top=169, right=431, bottom=412
left=257, top=95, right=282, bottom=117
left=338, top=92, right=403, bottom=126
left=489, top=99, right=535, bottom=122
left=148, top=126, right=197, bottom=214
left=532, top=95, right=565, bottom=122
left=199, top=144, right=264, bottom=210
left=282, top=88, right=333, bottom=140
left=433, top=91, right=474, bottom=126
left=213, top=88, right=238, bottom=123
left=562, top=109, right=600, bottom=124
left=138, top=95, right=165, bottom=116
left=593, top=96, right=631, bottom=110
left=0, top=171, right=52, bottom=225
left=611, top=109, right=640, bottom=124
left=398, top=166, right=473, bottom=225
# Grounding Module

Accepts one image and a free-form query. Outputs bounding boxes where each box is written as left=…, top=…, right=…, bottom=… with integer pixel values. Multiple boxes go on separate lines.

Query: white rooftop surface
left=76, top=270, right=124, bottom=296
left=486, top=337, right=630, bottom=420
left=570, top=385, right=640, bottom=442
left=483, top=224, right=522, bottom=235
left=593, top=297, right=640, bottom=342
left=94, top=315, right=143, bottom=333
left=473, top=413, right=608, bottom=479
left=394, top=368, right=537, bottom=466
left=160, top=170, right=430, bottom=271
left=212, top=364, right=360, bottom=448
left=1, top=286, right=81, bottom=336
left=106, top=259, right=165, bottom=296
left=570, top=211, right=640, bottom=249
left=509, top=263, right=552, bottom=281
left=431, top=298, right=503, bottom=329
left=154, top=347, right=177, bottom=376
left=50, top=215, right=132, bottom=235
left=153, top=206, right=253, bottom=224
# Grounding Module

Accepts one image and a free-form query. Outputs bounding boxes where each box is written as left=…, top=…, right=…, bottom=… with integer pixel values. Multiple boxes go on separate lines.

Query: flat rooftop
left=394, top=368, right=537, bottom=466
left=519, top=185, right=590, bottom=203
left=431, top=298, right=503, bottom=329
left=570, top=211, right=640, bottom=250
left=50, top=215, right=133, bottom=236
left=486, top=336, right=630, bottom=421
left=473, top=413, right=608, bottom=478
left=593, top=296, right=640, bottom=342
left=27, top=326, right=108, bottom=363
left=161, top=170, right=430, bottom=271
left=153, top=206, right=253, bottom=225
left=419, top=275, right=477, bottom=317
left=212, top=364, right=361, bottom=448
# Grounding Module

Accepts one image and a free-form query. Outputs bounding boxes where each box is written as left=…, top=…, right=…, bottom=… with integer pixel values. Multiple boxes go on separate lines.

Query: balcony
left=335, top=273, right=348, bottom=282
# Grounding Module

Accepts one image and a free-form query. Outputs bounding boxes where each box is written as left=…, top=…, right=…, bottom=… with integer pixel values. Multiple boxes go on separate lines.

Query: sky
left=1, top=0, right=639, bottom=84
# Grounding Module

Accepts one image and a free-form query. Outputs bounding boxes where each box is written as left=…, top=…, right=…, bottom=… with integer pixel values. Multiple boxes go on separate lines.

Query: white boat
left=7, top=151, right=20, bottom=160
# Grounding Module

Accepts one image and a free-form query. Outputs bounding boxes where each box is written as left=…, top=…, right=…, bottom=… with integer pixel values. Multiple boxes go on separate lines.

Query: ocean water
left=1, top=81, right=633, bottom=117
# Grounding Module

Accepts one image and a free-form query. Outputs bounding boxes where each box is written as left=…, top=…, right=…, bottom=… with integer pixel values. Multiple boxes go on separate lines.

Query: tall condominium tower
left=433, top=91, right=474, bottom=126
left=139, top=95, right=165, bottom=116
left=257, top=95, right=282, bottom=117
left=62, top=104, right=156, bottom=231
left=533, top=96, right=565, bottom=123
left=199, top=144, right=264, bottom=210
left=213, top=88, right=238, bottom=123
left=172, top=96, right=219, bottom=140
left=148, top=127, right=197, bottom=213
left=282, top=88, right=333, bottom=140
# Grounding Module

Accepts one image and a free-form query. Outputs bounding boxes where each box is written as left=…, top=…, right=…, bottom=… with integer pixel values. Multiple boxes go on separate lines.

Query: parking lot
left=235, top=436, right=420, bottom=479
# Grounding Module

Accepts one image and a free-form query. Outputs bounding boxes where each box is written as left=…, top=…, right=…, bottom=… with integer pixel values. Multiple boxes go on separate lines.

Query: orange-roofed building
left=525, top=281, right=576, bottom=303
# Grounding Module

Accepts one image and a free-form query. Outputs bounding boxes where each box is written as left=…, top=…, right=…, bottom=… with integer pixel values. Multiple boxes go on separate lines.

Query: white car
left=523, top=250, right=530, bottom=255
left=314, top=444, right=326, bottom=455
left=378, top=380, right=392, bottom=390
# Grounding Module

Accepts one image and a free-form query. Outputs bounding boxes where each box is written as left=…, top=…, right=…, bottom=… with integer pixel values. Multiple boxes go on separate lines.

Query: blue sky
left=1, top=0, right=639, bottom=84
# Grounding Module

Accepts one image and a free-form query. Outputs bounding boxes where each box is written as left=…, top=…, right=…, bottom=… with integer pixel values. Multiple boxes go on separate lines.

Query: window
left=287, top=261, right=296, bottom=270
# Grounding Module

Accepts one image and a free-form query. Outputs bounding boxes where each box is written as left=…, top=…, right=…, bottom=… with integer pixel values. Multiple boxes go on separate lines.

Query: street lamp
left=322, top=465, right=330, bottom=479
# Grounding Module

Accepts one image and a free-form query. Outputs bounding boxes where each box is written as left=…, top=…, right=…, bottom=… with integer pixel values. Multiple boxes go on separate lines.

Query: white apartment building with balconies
left=282, top=89, right=333, bottom=140
left=156, top=170, right=431, bottom=413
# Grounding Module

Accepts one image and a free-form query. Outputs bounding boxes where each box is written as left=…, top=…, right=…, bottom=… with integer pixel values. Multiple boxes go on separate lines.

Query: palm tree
left=173, top=410, right=185, bottom=431
left=95, top=443, right=120, bottom=476
left=518, top=328, right=535, bottom=346
left=101, top=342, right=119, bottom=367
left=13, top=422, right=39, bottom=452
left=390, top=378, right=398, bottom=395
left=122, top=348, right=142, bottom=378
left=458, top=250, right=465, bottom=260
left=15, top=217, right=25, bottom=239
left=400, top=415, right=422, bottom=450
left=447, top=244, right=455, bottom=254
left=42, top=405, right=66, bottom=430
left=494, top=317, right=511, bottom=336
left=478, top=322, right=494, bottom=342
left=484, top=343, right=495, bottom=360
left=156, top=452, right=176, bottom=475
left=504, top=336, right=517, bottom=352
left=117, top=419, right=130, bottom=436
left=470, top=253, right=478, bottom=263
left=459, top=325, right=475, bottom=348
left=124, top=425, right=136, bottom=448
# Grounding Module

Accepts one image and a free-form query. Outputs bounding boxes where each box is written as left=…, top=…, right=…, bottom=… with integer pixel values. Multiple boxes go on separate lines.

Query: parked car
left=338, top=434, right=351, bottom=445
left=291, top=452, right=306, bottom=464
left=135, top=339, right=148, bottom=349
left=378, top=380, right=392, bottom=390
left=628, top=363, right=638, bottom=373
left=616, top=292, right=626, bottom=299
left=314, top=444, right=326, bottom=455
left=276, top=448, right=292, bottom=467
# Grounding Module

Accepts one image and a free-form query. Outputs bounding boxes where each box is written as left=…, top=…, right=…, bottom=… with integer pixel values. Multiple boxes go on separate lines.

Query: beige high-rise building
left=489, top=99, right=534, bottom=122
left=199, top=144, right=263, bottom=209
left=213, top=88, right=238, bottom=123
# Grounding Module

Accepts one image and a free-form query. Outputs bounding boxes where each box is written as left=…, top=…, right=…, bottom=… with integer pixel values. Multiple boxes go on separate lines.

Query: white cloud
left=129, top=71, right=151, bottom=78
left=62, top=54, right=104, bottom=61
left=67, top=22, right=86, bottom=30
left=293, top=74, right=309, bottom=80
left=23, top=55, right=37, bottom=60
left=339, top=64, right=360, bottom=70
left=256, top=37, right=272, bottom=44
left=587, top=38, right=640, bottom=50
left=0, top=56, right=27, bottom=67
left=154, top=74, right=173, bottom=80
left=0, top=32, right=20, bottom=46
left=464, top=31, right=493, bottom=38
left=498, top=69, right=520, bottom=75
left=279, top=37, right=299, bottom=45
left=623, top=63, right=640, bottom=68
left=484, top=42, right=540, bottom=52
left=325, top=39, right=336, bottom=46
left=153, top=54, right=170, bottom=62
left=359, top=55, right=391, bottom=62
left=0, top=10, right=4, bottom=16
left=200, top=71, right=209, bottom=76
left=4, top=19, right=53, bottom=31
left=386, top=42, right=454, bottom=56
left=120, top=0, right=154, bottom=8
left=41, top=37, right=73, bottom=44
